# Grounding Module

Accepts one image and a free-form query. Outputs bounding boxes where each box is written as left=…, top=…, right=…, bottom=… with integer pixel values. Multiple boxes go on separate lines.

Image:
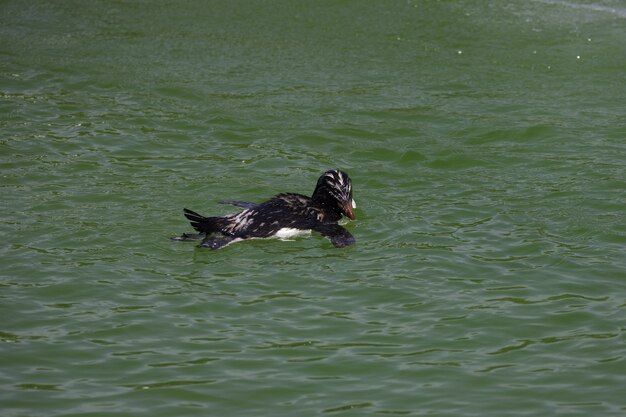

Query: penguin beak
left=343, top=200, right=356, bottom=220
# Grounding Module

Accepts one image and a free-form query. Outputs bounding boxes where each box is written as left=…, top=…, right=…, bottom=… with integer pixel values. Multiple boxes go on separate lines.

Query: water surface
left=2, top=1, right=625, bottom=416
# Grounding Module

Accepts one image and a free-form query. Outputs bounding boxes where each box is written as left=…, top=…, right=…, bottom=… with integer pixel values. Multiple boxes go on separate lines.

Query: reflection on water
left=533, top=0, right=626, bottom=18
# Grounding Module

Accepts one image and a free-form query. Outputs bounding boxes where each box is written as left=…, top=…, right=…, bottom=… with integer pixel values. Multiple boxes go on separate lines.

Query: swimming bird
left=171, top=169, right=357, bottom=249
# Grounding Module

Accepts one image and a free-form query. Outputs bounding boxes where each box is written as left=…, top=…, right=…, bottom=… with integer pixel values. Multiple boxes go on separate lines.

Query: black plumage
left=171, top=169, right=356, bottom=249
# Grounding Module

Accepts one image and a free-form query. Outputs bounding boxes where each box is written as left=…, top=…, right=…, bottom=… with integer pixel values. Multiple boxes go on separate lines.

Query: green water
left=2, top=1, right=625, bottom=416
